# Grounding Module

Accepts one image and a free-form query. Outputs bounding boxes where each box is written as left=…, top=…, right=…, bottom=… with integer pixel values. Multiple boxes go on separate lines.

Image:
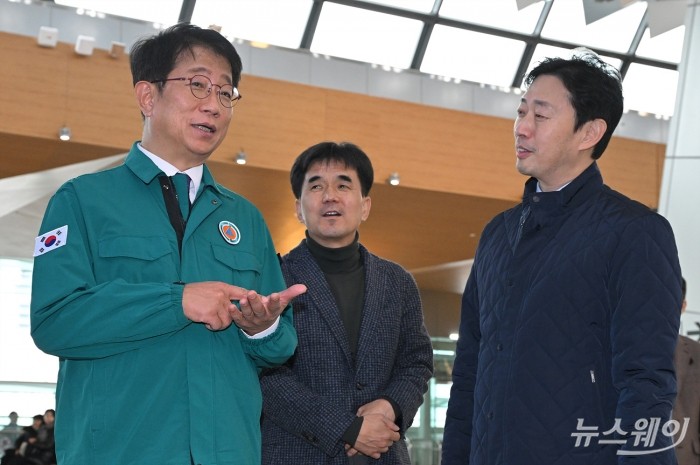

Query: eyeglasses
left=150, top=74, right=242, bottom=108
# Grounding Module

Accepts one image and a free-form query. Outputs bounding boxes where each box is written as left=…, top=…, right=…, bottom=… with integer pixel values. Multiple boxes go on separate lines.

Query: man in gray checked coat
left=260, top=141, right=433, bottom=464
left=674, top=277, right=700, bottom=465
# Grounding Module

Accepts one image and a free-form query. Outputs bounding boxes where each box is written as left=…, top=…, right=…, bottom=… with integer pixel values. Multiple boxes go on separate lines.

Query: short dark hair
left=129, top=23, right=242, bottom=88
left=524, top=51, right=623, bottom=160
left=290, top=142, right=374, bottom=199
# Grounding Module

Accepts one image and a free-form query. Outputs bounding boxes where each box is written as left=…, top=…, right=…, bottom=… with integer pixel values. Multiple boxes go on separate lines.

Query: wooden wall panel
left=598, top=137, right=666, bottom=208
left=0, top=31, right=665, bottom=208
left=217, top=76, right=329, bottom=169
left=0, top=34, right=140, bottom=146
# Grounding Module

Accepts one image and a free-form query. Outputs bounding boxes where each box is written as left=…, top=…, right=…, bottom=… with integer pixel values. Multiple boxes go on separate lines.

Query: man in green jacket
left=30, top=23, right=305, bottom=465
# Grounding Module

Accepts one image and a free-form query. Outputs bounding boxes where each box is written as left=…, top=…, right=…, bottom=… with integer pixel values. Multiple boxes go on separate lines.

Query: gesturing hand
left=231, top=283, right=307, bottom=335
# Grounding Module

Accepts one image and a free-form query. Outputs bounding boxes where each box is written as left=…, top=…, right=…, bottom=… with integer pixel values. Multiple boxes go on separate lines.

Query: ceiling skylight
left=439, top=0, right=545, bottom=34
left=311, top=2, right=423, bottom=69
left=49, top=0, right=687, bottom=117
left=422, top=26, right=526, bottom=87
left=191, top=0, right=313, bottom=48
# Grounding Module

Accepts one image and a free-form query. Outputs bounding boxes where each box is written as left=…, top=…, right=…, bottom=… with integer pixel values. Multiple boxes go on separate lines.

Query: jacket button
left=356, top=382, right=365, bottom=390
left=487, top=412, right=494, bottom=420
left=496, top=343, right=503, bottom=351
left=532, top=195, right=541, bottom=203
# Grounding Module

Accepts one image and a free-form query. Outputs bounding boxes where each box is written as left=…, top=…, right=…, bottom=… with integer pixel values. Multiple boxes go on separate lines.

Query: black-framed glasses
left=151, top=74, right=242, bottom=108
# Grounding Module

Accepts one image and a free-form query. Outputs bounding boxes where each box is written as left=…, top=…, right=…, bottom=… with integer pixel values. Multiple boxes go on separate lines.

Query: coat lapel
left=289, top=243, right=354, bottom=366
left=354, top=248, right=384, bottom=371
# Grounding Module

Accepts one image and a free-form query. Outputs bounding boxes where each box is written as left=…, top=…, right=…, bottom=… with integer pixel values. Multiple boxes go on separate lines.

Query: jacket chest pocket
left=210, top=244, right=262, bottom=290
left=97, top=236, right=173, bottom=282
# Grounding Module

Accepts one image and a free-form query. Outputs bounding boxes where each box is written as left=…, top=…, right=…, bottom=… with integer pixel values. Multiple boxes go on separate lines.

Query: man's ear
left=295, top=199, right=305, bottom=224
left=134, top=81, right=156, bottom=117
left=361, top=196, right=371, bottom=222
left=578, top=118, right=607, bottom=151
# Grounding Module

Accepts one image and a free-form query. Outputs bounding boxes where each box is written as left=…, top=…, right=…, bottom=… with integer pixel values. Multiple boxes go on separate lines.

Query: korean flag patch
left=34, top=225, right=68, bottom=257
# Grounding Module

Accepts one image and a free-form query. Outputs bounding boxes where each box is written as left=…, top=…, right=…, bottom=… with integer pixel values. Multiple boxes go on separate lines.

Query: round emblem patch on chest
left=219, top=221, right=241, bottom=245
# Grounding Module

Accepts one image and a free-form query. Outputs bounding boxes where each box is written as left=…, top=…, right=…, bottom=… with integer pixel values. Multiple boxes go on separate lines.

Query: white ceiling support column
left=658, top=0, right=700, bottom=338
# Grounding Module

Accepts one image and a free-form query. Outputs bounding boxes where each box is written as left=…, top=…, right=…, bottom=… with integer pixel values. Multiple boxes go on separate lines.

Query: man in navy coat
left=260, top=141, right=433, bottom=464
left=442, top=51, right=682, bottom=465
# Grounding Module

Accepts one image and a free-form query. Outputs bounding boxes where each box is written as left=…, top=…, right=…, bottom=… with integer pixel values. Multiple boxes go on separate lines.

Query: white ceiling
left=34, top=0, right=689, bottom=118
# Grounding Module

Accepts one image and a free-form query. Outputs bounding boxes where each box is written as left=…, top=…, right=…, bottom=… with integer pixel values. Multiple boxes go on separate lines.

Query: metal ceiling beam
left=511, top=0, right=552, bottom=88
left=620, top=8, right=650, bottom=79
left=178, top=0, right=196, bottom=24
left=411, top=0, right=443, bottom=70
left=300, top=0, right=324, bottom=50
left=329, top=0, right=676, bottom=80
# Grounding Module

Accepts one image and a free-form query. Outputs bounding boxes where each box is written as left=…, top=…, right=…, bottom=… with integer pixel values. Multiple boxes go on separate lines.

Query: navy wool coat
left=442, top=163, right=682, bottom=465
left=260, top=240, right=434, bottom=464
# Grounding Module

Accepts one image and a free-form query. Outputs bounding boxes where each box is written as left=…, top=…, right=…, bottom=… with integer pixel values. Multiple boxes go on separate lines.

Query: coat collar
left=522, top=162, right=603, bottom=208
left=123, top=141, right=231, bottom=199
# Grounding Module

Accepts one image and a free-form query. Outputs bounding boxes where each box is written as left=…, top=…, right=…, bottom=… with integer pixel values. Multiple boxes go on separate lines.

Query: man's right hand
left=182, top=282, right=248, bottom=331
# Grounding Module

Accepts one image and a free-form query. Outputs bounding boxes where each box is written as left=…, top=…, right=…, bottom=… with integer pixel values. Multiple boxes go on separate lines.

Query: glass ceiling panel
left=50, top=0, right=682, bottom=118
left=311, top=3, right=423, bottom=69
left=636, top=26, right=685, bottom=64
left=542, top=0, right=647, bottom=53
left=191, top=0, right=312, bottom=48
left=54, top=0, right=180, bottom=25
left=624, top=64, right=678, bottom=117
left=361, top=0, right=437, bottom=14
left=421, top=25, right=526, bottom=88
left=524, top=45, right=676, bottom=117
left=439, top=0, right=545, bottom=34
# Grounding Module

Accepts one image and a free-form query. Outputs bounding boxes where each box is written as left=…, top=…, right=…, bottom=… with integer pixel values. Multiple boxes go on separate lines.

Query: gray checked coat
left=260, top=240, right=434, bottom=464
left=674, top=335, right=700, bottom=465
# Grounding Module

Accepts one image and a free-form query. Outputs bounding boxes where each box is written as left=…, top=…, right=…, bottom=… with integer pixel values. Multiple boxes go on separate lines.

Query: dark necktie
left=171, top=173, right=191, bottom=219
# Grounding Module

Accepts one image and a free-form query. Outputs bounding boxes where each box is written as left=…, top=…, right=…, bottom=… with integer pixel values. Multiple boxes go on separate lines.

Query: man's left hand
left=231, top=284, right=307, bottom=335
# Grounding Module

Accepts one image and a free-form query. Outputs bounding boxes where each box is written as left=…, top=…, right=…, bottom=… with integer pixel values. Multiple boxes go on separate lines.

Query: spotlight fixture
left=109, top=41, right=126, bottom=58
left=37, top=26, right=58, bottom=48
left=74, top=35, right=95, bottom=56
left=235, top=150, right=247, bottom=165
left=387, top=172, right=400, bottom=186
left=59, top=126, right=71, bottom=141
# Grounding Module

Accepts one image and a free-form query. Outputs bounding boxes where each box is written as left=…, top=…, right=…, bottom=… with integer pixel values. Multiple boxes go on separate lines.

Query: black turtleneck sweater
left=305, top=232, right=365, bottom=360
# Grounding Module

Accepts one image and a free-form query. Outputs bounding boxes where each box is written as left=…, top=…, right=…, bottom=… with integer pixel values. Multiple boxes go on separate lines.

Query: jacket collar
left=522, top=162, right=603, bottom=212
left=124, top=141, right=229, bottom=198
